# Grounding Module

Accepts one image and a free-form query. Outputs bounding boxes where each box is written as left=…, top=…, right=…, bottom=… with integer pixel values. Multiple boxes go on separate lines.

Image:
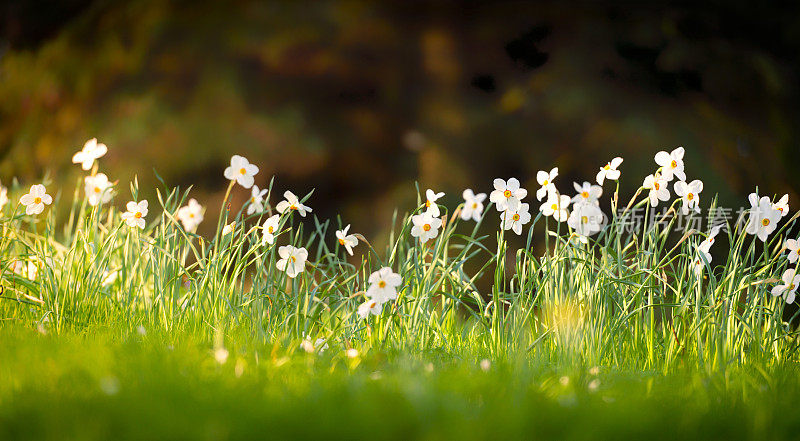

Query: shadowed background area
left=2, top=0, right=799, bottom=241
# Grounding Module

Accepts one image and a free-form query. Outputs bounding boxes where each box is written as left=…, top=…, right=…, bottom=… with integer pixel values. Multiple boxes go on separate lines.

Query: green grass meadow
left=3, top=149, right=800, bottom=439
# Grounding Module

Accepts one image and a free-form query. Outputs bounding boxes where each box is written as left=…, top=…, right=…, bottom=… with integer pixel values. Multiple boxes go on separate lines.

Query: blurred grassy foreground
left=1, top=327, right=799, bottom=441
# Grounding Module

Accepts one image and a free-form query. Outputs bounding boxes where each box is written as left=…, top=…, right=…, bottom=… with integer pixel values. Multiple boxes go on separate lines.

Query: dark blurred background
left=2, top=0, right=800, bottom=242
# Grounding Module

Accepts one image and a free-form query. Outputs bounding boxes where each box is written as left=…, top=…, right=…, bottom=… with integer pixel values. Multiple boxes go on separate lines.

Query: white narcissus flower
left=773, top=194, right=790, bottom=218
left=276, top=191, right=312, bottom=217
left=460, top=189, right=486, bottom=222
left=700, top=225, right=722, bottom=250
left=276, top=245, right=308, bottom=278
left=0, top=183, right=9, bottom=211
left=121, top=200, right=148, bottom=229
left=568, top=202, right=605, bottom=238
left=20, top=185, right=52, bottom=215
left=177, top=198, right=204, bottom=232
left=673, top=179, right=703, bottom=215
left=357, top=298, right=382, bottom=319
left=772, top=268, right=800, bottom=304
left=222, top=221, right=236, bottom=236
left=785, top=239, right=800, bottom=264
left=261, top=214, right=280, bottom=246
left=491, top=178, right=527, bottom=211
left=84, top=173, right=113, bottom=207
left=535, top=168, right=558, bottom=201
left=424, top=189, right=445, bottom=217
left=654, top=146, right=686, bottom=181
left=572, top=181, right=602, bottom=206
left=745, top=193, right=782, bottom=242
left=691, top=246, right=713, bottom=276
left=411, top=211, right=443, bottom=244
left=642, top=173, right=670, bottom=207
left=539, top=192, right=570, bottom=222
left=596, top=157, right=623, bottom=185
left=335, top=224, right=359, bottom=256
left=247, top=185, right=268, bottom=215
left=366, top=267, right=402, bottom=304
left=501, top=202, right=531, bottom=235
left=223, top=155, right=259, bottom=189
left=72, top=138, right=108, bottom=171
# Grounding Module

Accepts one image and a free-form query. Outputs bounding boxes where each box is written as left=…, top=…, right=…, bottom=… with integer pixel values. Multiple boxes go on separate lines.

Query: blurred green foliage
left=2, top=0, right=799, bottom=238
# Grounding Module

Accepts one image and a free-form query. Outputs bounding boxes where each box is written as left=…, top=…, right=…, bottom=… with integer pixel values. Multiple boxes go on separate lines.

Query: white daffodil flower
left=121, top=200, right=148, bottom=229
left=539, top=192, right=570, bottom=222
left=596, top=157, right=623, bottom=186
left=773, top=194, right=790, bottom=218
left=177, top=198, right=204, bottom=232
left=535, top=168, right=558, bottom=201
left=11, top=260, right=38, bottom=281
left=72, top=138, right=108, bottom=171
left=223, top=155, right=259, bottom=189
left=424, top=189, right=445, bottom=217
left=411, top=211, right=442, bottom=244
left=247, top=185, right=268, bottom=215
left=84, top=173, right=113, bottom=207
left=357, top=298, right=382, bottom=319
left=276, top=191, right=312, bottom=217
left=673, top=179, right=703, bottom=215
left=0, top=183, right=9, bottom=211
left=491, top=177, right=527, bottom=211
left=222, top=221, right=236, bottom=236
left=745, top=193, right=782, bottom=242
left=501, top=202, right=531, bottom=235
left=700, top=225, right=722, bottom=250
left=20, top=184, right=52, bottom=216
left=261, top=214, right=280, bottom=246
left=785, top=239, right=800, bottom=264
left=276, top=245, right=308, bottom=278
left=643, top=173, right=670, bottom=207
left=460, top=189, right=486, bottom=222
left=335, top=224, right=359, bottom=256
left=654, top=146, right=686, bottom=181
left=568, top=202, right=605, bottom=238
left=572, top=181, right=602, bottom=206
left=772, top=268, right=800, bottom=304
left=366, top=267, right=402, bottom=304
left=692, top=246, right=713, bottom=277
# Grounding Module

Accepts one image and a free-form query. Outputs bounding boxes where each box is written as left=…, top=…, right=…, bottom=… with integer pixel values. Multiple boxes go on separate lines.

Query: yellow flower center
left=581, top=216, right=588, bottom=224
left=423, top=224, right=431, bottom=231
left=472, top=203, right=478, bottom=208
left=670, top=160, right=677, bottom=168
left=789, top=283, right=796, bottom=290
left=762, top=218, right=770, bottom=226
left=551, top=203, right=558, bottom=210
left=34, top=197, right=41, bottom=204
left=581, top=191, right=589, bottom=198
left=268, top=226, right=273, bottom=233
left=338, top=238, right=345, bottom=245
left=134, top=212, right=142, bottom=219
left=425, top=200, right=431, bottom=207
left=289, top=256, right=296, bottom=263
left=654, top=182, right=660, bottom=190
left=290, top=204, right=297, bottom=210
left=778, top=207, right=784, bottom=213
left=512, top=213, right=520, bottom=221
left=687, top=193, right=694, bottom=200
left=378, top=281, right=386, bottom=288
left=503, top=190, right=512, bottom=198
left=189, top=213, right=195, bottom=218
left=239, top=168, right=247, bottom=175
left=94, top=187, right=101, bottom=193
left=251, top=197, right=256, bottom=203
left=542, top=180, right=548, bottom=185
left=603, top=164, right=610, bottom=170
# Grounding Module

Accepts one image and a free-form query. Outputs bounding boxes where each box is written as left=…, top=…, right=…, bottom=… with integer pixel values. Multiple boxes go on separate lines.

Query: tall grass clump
left=2, top=143, right=799, bottom=373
